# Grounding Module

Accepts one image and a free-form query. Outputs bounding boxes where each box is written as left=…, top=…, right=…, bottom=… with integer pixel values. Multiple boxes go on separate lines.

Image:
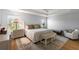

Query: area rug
left=0, top=40, right=9, bottom=50
left=16, top=36, right=69, bottom=50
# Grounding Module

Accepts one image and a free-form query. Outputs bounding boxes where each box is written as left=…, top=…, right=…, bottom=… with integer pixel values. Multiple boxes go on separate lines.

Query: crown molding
left=8, top=9, right=47, bottom=17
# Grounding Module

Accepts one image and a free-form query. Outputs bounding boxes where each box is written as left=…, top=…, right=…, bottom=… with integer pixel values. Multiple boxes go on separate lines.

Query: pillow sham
left=33, top=25, right=41, bottom=29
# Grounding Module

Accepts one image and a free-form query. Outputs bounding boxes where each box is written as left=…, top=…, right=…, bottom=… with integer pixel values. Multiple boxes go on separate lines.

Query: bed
left=25, top=24, right=53, bottom=43
left=25, top=29, right=53, bottom=43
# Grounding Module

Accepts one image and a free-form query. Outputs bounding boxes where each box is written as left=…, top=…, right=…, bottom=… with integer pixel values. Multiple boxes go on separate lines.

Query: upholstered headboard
left=25, top=24, right=41, bottom=29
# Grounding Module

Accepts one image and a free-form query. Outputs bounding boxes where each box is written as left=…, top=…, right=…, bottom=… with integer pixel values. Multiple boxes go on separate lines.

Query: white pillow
left=75, top=29, right=79, bottom=31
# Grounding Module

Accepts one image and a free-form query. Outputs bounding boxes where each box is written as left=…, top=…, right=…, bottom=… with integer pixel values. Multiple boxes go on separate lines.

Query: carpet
left=16, top=36, right=69, bottom=50
left=0, top=40, right=9, bottom=50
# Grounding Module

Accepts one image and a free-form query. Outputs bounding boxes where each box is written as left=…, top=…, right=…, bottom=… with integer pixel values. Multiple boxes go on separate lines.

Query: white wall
left=47, top=10, right=79, bottom=30
left=0, top=10, right=2, bottom=25
left=0, top=9, right=46, bottom=28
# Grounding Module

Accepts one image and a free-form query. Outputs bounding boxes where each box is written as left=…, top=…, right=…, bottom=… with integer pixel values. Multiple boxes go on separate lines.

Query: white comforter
left=25, top=29, right=53, bottom=43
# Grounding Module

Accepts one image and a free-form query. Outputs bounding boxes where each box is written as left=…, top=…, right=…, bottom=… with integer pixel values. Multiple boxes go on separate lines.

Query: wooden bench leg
left=51, top=35, right=56, bottom=42
left=45, top=39, right=47, bottom=47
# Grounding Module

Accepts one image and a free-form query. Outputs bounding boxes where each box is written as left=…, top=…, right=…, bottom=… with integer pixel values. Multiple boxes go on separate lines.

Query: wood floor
left=62, top=40, right=79, bottom=50
left=10, top=39, right=17, bottom=50
left=10, top=38, right=79, bottom=50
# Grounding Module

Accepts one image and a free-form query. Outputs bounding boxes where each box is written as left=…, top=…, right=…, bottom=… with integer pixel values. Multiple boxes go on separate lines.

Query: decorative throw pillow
left=66, top=29, right=74, bottom=33
left=34, top=25, right=40, bottom=29
left=28, top=25, right=34, bottom=29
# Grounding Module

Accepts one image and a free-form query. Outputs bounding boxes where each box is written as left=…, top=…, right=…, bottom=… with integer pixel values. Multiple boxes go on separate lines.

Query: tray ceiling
left=22, top=9, right=71, bottom=15
left=8, top=9, right=79, bottom=17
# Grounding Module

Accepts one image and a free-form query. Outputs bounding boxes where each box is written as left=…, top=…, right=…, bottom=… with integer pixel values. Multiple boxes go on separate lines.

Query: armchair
left=10, top=29, right=25, bottom=39
left=64, top=29, right=79, bottom=39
